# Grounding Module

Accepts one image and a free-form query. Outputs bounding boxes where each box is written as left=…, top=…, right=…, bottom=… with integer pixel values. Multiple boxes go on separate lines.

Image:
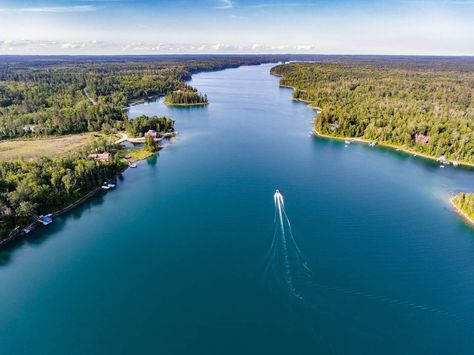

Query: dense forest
left=124, top=115, right=175, bottom=137
left=453, top=193, right=474, bottom=222
left=0, top=140, right=124, bottom=240
left=165, top=86, right=208, bottom=106
left=271, top=61, right=474, bottom=163
left=0, top=56, right=286, bottom=139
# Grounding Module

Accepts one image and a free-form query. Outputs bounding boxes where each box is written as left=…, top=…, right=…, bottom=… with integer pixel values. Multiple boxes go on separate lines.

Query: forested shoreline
left=0, top=55, right=293, bottom=243
left=452, top=193, right=474, bottom=225
left=0, top=56, right=285, bottom=139
left=3, top=55, right=474, bottom=241
left=271, top=60, right=474, bottom=163
left=0, top=143, right=125, bottom=240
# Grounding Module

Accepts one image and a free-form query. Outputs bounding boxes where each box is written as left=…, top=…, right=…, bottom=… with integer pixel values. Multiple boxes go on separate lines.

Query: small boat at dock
left=101, top=181, right=115, bottom=189
left=344, top=139, right=351, bottom=144
left=129, top=163, right=137, bottom=168
left=38, top=214, right=53, bottom=226
left=368, top=141, right=376, bottom=147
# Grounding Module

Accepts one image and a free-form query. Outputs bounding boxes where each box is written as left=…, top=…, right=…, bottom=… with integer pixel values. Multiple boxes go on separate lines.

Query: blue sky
left=0, top=0, right=473, bottom=55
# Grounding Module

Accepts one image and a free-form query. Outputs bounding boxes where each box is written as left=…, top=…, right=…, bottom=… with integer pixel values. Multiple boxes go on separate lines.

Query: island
left=164, top=86, right=208, bottom=106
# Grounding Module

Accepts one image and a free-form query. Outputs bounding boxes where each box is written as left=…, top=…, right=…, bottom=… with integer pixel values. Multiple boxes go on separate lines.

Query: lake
left=1, top=63, right=474, bottom=354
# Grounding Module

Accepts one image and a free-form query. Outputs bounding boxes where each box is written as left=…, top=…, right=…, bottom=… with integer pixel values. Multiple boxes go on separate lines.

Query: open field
left=0, top=133, right=110, bottom=161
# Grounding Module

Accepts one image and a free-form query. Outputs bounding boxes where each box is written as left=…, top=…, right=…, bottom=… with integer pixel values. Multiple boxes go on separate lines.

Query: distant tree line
left=271, top=62, right=474, bottom=163
left=0, top=57, right=281, bottom=139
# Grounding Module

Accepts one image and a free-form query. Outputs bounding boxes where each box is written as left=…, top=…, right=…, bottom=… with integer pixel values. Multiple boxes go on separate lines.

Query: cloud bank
left=0, top=40, right=316, bottom=54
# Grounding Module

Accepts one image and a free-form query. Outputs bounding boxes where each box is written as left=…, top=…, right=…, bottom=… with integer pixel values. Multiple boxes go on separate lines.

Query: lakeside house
left=22, top=125, right=36, bottom=133
left=415, top=133, right=430, bottom=145
left=145, top=130, right=158, bottom=139
left=88, top=152, right=110, bottom=161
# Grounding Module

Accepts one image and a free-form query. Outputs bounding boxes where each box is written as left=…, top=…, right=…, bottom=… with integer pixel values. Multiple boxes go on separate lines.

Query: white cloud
left=0, top=5, right=96, bottom=13
left=0, top=40, right=316, bottom=54
left=296, top=44, right=315, bottom=50
left=0, top=40, right=110, bottom=53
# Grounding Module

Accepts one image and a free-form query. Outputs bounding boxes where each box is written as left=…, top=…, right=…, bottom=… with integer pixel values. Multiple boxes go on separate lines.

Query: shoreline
left=273, top=64, right=474, bottom=227
left=450, top=197, right=474, bottom=226
left=312, top=129, right=474, bottom=169
left=0, top=165, right=127, bottom=250
left=0, top=185, right=106, bottom=249
left=164, top=102, right=208, bottom=107
left=0, top=135, right=172, bottom=250
left=1, top=62, right=276, bottom=250
left=272, top=71, right=474, bottom=169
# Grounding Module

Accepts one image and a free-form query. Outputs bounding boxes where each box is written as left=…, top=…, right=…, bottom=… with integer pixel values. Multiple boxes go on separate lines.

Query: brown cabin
left=145, top=130, right=158, bottom=139
left=88, top=152, right=110, bottom=161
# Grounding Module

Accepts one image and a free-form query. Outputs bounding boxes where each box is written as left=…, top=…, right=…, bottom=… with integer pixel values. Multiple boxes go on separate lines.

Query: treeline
left=125, top=115, right=175, bottom=137
left=271, top=61, right=474, bottom=163
left=165, top=86, right=208, bottom=106
left=453, top=193, right=474, bottom=221
left=0, top=56, right=285, bottom=139
left=0, top=146, right=125, bottom=240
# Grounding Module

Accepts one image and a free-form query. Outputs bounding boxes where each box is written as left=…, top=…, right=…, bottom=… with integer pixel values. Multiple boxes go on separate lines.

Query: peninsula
left=0, top=55, right=301, bottom=244
left=452, top=193, right=474, bottom=226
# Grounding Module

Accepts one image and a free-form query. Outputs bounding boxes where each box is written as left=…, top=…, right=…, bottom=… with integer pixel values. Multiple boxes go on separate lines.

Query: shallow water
left=1, top=64, right=474, bottom=354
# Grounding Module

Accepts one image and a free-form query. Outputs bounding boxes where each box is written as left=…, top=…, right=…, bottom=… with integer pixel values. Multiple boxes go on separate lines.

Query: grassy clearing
left=0, top=133, right=114, bottom=161
left=120, top=147, right=156, bottom=162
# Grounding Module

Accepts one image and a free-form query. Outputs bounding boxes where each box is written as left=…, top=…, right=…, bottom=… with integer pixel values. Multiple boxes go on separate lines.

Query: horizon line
left=1, top=53, right=474, bottom=58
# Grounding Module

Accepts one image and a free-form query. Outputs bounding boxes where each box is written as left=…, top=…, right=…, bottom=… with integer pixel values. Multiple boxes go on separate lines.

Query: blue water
left=1, top=64, right=474, bottom=354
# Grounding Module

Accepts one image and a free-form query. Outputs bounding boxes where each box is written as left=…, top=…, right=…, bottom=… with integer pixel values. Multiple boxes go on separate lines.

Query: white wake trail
left=264, top=190, right=311, bottom=300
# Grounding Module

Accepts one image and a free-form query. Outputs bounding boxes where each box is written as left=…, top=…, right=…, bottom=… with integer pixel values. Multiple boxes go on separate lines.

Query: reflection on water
left=147, top=154, right=158, bottom=166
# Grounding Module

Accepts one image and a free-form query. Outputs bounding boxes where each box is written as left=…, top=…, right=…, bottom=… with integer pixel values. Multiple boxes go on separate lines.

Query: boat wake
left=262, top=190, right=457, bottom=322
left=264, top=189, right=311, bottom=300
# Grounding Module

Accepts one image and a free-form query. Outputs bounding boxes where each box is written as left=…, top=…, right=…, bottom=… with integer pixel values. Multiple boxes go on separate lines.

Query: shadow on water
left=0, top=191, right=107, bottom=265
left=311, top=133, right=474, bottom=174
left=166, top=103, right=208, bottom=112
left=147, top=154, right=158, bottom=166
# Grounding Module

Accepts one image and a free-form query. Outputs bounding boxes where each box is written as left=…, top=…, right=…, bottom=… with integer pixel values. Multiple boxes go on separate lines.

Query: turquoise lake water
left=1, top=64, right=474, bottom=354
